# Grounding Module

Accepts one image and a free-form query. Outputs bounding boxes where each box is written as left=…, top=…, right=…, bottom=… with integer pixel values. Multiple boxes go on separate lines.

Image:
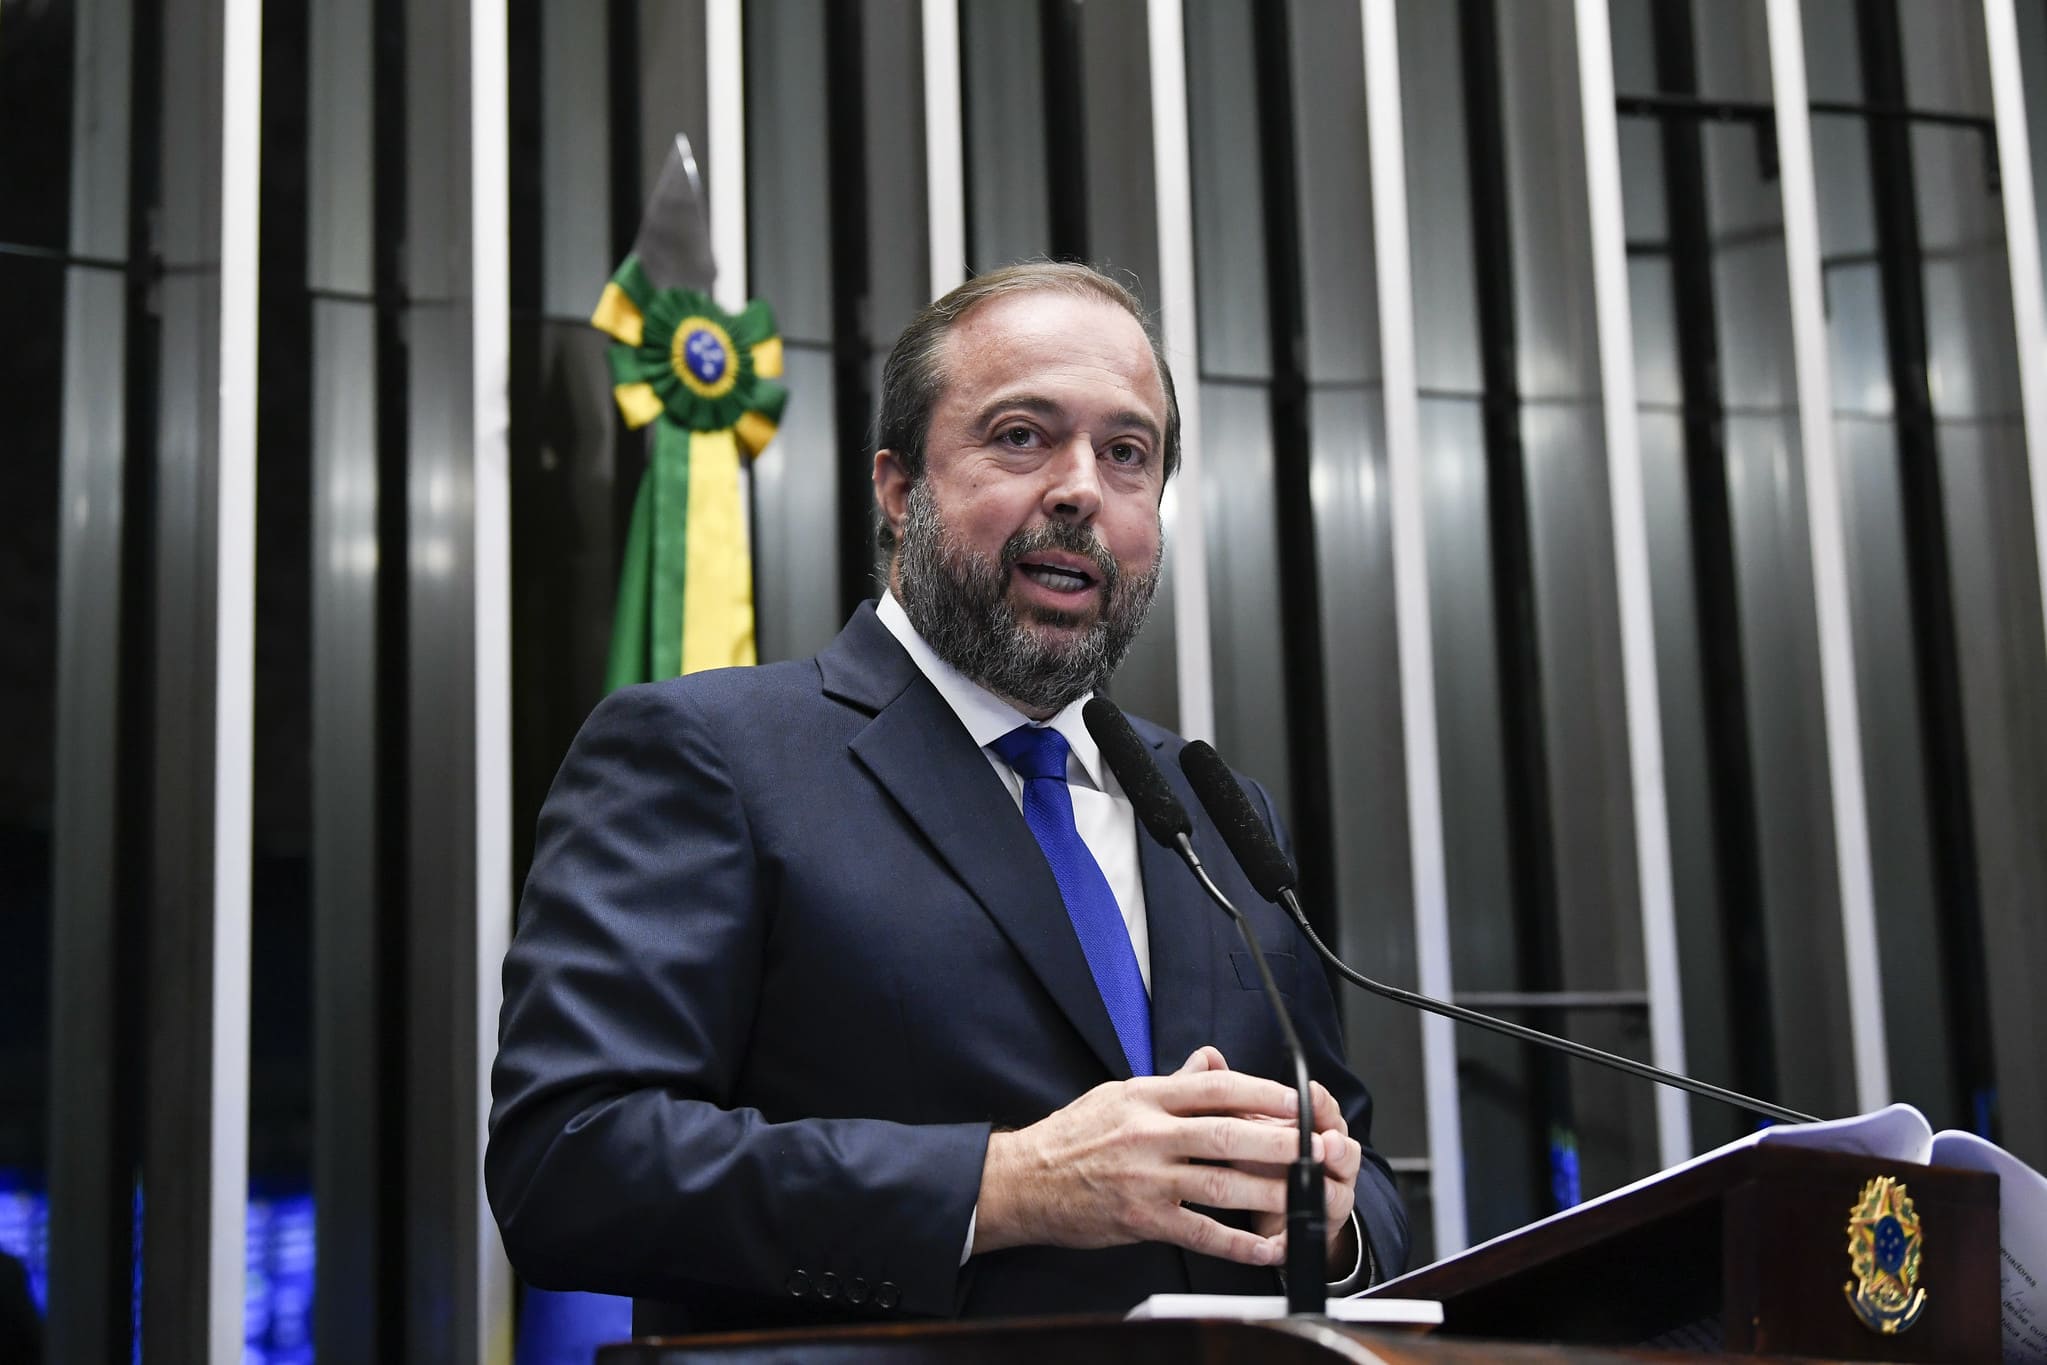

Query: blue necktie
left=992, top=723, right=1154, bottom=1076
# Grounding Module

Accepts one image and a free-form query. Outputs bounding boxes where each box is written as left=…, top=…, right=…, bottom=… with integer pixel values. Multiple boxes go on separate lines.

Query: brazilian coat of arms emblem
left=1843, top=1175, right=1928, bottom=1335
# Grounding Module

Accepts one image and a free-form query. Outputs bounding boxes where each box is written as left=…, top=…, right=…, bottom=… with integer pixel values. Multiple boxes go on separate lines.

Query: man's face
left=875, top=289, right=1169, bottom=716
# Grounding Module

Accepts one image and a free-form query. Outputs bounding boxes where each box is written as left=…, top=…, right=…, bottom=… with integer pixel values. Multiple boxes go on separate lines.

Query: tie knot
left=992, top=723, right=1071, bottom=782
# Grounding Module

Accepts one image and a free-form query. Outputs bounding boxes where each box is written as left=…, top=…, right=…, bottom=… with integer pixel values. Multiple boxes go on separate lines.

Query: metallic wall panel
left=306, top=4, right=383, bottom=1354
left=1365, top=0, right=1467, bottom=1257
left=1572, top=0, right=1686, bottom=1178
left=147, top=0, right=262, bottom=1354
left=637, top=0, right=710, bottom=208
left=402, top=0, right=515, bottom=1355
left=743, top=0, right=833, bottom=345
left=1184, top=0, right=1273, bottom=384
left=962, top=0, right=1050, bottom=270
left=751, top=341, right=845, bottom=663
left=1634, top=410, right=1741, bottom=1150
left=1083, top=0, right=1162, bottom=300
left=743, top=0, right=842, bottom=659
left=1500, top=0, right=1599, bottom=403
left=1396, top=0, right=1482, bottom=397
left=1989, top=0, right=2047, bottom=1166
left=539, top=0, right=611, bottom=319
left=1309, top=387, right=1426, bottom=1165
left=309, top=0, right=373, bottom=295
left=1832, top=415, right=1949, bottom=1109
left=861, top=0, right=930, bottom=348
left=1199, top=380, right=1291, bottom=826
left=1518, top=400, right=1658, bottom=1191
left=48, top=0, right=133, bottom=1355
left=310, top=297, right=383, bottom=1362
left=922, top=0, right=967, bottom=295
left=49, top=270, right=130, bottom=1362
left=1941, top=421, right=2047, bottom=1163
left=1145, top=0, right=1210, bottom=741
left=1419, top=390, right=1538, bottom=1243
left=1723, top=412, right=1855, bottom=1116
left=1288, top=0, right=1378, bottom=386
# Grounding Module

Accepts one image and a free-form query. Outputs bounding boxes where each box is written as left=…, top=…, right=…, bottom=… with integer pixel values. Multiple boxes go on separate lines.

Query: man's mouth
left=1015, top=559, right=1098, bottom=594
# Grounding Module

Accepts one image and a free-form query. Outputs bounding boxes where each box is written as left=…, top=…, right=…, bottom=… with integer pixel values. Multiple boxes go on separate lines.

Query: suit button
left=875, top=1281, right=901, bottom=1309
left=817, top=1272, right=840, bottom=1300
left=786, top=1270, right=811, bottom=1297
left=845, top=1277, right=869, bottom=1305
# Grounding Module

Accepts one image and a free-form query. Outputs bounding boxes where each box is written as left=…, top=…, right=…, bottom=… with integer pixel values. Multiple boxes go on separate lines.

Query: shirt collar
left=875, top=591, right=1115, bottom=794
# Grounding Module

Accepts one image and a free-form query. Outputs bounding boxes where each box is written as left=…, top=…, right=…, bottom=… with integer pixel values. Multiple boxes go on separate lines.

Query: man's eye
left=1107, top=442, right=1142, bottom=465
left=1000, top=426, right=1037, bottom=447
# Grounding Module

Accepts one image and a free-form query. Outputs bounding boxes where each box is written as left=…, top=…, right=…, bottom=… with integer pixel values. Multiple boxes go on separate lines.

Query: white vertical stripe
left=471, top=0, right=515, bottom=1359
left=706, top=0, right=748, bottom=309
left=1146, top=0, right=1214, bottom=743
left=1572, top=0, right=1693, bottom=1167
left=1764, top=0, right=1890, bottom=1110
left=1362, top=0, right=1468, bottom=1256
left=923, top=0, right=967, bottom=296
left=210, top=2, right=261, bottom=1359
left=1984, top=0, right=2047, bottom=700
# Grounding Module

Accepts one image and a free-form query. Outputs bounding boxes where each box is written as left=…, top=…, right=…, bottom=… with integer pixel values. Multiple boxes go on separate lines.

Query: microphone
left=1175, top=739, right=1820, bottom=1128
left=1082, top=698, right=1327, bottom=1315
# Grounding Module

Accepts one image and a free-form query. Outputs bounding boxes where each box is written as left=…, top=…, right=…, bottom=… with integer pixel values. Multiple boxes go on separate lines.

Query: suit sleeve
left=486, top=683, right=988, bottom=1314
left=1248, top=777, right=1413, bottom=1282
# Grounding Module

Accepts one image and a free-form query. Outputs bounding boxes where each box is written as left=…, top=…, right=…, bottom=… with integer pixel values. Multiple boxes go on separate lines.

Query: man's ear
left=873, top=449, right=912, bottom=537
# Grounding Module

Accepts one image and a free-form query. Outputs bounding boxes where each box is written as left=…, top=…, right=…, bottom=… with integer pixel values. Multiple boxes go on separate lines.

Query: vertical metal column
left=143, top=0, right=262, bottom=1356
left=1146, top=0, right=1216, bottom=743
left=1762, top=0, right=1891, bottom=1111
left=308, top=0, right=389, bottom=1354
left=923, top=0, right=967, bottom=297
left=48, top=0, right=140, bottom=1355
left=706, top=0, right=748, bottom=308
left=1984, top=0, right=2047, bottom=799
left=1570, top=0, right=1692, bottom=1167
left=1361, top=0, right=1468, bottom=1258
left=401, top=0, right=514, bottom=1356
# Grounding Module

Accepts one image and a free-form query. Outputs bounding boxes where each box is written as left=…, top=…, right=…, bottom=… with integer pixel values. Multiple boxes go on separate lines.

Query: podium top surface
left=599, top=1313, right=1940, bottom=1364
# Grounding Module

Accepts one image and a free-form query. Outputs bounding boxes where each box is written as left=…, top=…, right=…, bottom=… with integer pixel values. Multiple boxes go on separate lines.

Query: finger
left=1150, top=1069, right=1299, bottom=1119
left=1171, top=1161, right=1293, bottom=1217
left=1152, top=1205, right=1284, bottom=1268
left=1308, top=1081, right=1346, bottom=1135
left=1176, top=1045, right=1228, bottom=1075
left=1319, top=1128, right=1363, bottom=1183
left=1174, top=1114, right=1308, bottom=1166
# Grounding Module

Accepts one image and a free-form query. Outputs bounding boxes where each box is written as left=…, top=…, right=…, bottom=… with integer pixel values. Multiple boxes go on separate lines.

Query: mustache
left=998, top=521, right=1120, bottom=587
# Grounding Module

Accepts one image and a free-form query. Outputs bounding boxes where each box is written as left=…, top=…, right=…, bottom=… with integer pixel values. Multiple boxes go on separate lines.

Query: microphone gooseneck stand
left=1176, top=740, right=1821, bottom=1129
left=1081, top=700, right=1328, bottom=1315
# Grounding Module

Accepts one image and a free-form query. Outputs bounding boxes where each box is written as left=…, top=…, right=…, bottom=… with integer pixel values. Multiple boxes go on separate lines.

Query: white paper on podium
left=1923, top=1130, right=2047, bottom=1363
left=1125, top=1294, right=1443, bottom=1326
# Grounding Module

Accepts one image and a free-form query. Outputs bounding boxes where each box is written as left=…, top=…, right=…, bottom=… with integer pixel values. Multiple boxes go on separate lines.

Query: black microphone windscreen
left=1082, top=698, right=1193, bottom=848
left=1179, top=741, right=1299, bottom=902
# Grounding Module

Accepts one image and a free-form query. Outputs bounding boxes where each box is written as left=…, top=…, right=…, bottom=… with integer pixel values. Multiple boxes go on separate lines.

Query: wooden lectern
left=600, top=1144, right=2002, bottom=1363
left=1362, top=1143, right=2001, bottom=1362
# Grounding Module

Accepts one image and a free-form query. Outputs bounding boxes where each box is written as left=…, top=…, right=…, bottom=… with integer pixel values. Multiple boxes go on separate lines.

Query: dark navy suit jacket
left=486, top=604, right=1408, bottom=1333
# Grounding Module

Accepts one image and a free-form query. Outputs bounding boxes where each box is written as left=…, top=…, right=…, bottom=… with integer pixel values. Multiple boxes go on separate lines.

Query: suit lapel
left=1136, top=729, right=1217, bottom=1074
left=826, top=606, right=1135, bottom=1082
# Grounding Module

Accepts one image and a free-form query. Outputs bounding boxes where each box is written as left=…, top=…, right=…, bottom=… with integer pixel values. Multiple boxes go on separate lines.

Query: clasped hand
left=972, top=1046, right=1362, bottom=1268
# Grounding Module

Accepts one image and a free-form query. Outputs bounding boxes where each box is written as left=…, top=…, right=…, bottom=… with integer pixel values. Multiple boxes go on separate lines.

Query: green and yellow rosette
left=592, top=254, right=787, bottom=689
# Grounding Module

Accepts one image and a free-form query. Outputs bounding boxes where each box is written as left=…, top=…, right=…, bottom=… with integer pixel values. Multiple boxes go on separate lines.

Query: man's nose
left=1042, top=437, right=1102, bottom=520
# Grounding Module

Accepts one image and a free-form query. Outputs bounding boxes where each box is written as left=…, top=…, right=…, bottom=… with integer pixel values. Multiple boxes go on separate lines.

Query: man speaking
left=487, top=262, right=1409, bottom=1333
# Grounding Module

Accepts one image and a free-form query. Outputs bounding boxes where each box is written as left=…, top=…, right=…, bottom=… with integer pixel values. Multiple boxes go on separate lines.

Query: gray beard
left=893, top=482, right=1162, bottom=714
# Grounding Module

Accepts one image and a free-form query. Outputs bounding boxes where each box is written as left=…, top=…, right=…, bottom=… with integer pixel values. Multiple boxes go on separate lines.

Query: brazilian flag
left=590, top=256, right=787, bottom=689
